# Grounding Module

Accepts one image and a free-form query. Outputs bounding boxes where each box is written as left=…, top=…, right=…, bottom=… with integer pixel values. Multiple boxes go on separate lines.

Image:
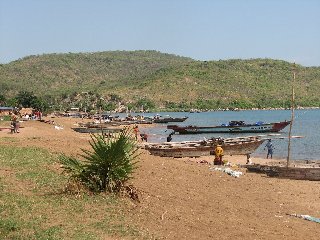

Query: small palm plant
left=59, top=128, right=139, bottom=193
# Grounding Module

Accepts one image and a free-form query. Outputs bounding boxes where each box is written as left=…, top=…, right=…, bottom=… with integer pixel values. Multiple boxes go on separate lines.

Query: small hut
left=19, top=108, right=34, bottom=118
left=0, top=107, right=15, bottom=116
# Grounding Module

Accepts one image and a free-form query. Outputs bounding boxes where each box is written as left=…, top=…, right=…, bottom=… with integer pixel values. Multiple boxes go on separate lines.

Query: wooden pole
left=286, top=63, right=296, bottom=167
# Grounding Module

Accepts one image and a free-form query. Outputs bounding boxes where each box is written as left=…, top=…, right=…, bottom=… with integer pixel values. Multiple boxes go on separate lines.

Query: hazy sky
left=0, top=0, right=319, bottom=66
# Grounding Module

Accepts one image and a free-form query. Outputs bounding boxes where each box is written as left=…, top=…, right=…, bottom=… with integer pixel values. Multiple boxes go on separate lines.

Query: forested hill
left=1, top=50, right=320, bottom=110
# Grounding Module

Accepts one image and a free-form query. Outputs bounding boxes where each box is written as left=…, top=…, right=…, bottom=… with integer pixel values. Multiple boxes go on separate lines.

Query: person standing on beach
left=264, top=139, right=274, bottom=159
left=246, top=154, right=252, bottom=164
left=10, top=120, right=15, bottom=134
left=133, top=125, right=139, bottom=141
left=15, top=118, right=20, bottom=133
left=11, top=114, right=17, bottom=133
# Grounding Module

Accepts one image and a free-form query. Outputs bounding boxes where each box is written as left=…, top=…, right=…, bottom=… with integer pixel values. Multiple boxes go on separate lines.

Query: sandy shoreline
left=1, top=117, right=320, bottom=239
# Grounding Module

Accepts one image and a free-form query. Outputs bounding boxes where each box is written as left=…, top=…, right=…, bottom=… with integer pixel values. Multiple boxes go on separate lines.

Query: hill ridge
left=1, top=50, right=320, bottom=110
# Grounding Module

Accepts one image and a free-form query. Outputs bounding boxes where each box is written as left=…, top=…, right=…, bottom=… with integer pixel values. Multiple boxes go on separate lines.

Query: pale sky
left=0, top=0, right=319, bottom=66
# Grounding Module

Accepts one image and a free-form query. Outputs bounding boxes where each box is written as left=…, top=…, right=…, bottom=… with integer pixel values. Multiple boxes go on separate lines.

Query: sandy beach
left=1, top=117, right=319, bottom=239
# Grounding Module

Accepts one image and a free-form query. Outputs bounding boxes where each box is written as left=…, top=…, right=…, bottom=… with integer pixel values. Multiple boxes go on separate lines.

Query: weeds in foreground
left=59, top=128, right=139, bottom=195
left=0, top=145, right=147, bottom=239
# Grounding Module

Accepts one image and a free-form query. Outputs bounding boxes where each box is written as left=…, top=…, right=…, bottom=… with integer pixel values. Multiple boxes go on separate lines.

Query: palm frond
left=59, top=127, right=139, bottom=193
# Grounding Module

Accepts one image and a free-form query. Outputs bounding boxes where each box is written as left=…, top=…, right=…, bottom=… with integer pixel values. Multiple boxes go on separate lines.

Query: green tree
left=16, top=91, right=36, bottom=108
left=59, top=128, right=139, bottom=193
left=6, top=98, right=18, bottom=107
left=15, top=91, right=49, bottom=111
left=31, top=97, right=49, bottom=112
left=136, top=98, right=155, bottom=111
left=103, top=102, right=116, bottom=111
left=0, top=94, right=5, bottom=105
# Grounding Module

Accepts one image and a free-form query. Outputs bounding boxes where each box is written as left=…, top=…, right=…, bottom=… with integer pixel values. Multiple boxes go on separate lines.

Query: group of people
left=21, top=111, right=42, bottom=121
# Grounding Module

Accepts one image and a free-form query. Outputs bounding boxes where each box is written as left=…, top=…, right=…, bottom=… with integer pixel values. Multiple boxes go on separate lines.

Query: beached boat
left=266, top=166, right=320, bottom=180
left=153, top=116, right=188, bottom=123
left=167, top=120, right=290, bottom=134
left=78, top=122, right=121, bottom=128
left=72, top=127, right=123, bottom=134
left=245, top=163, right=320, bottom=181
left=142, top=136, right=265, bottom=158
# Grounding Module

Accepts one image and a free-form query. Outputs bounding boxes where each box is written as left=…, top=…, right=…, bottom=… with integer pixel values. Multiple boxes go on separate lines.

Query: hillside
left=1, top=50, right=320, bottom=110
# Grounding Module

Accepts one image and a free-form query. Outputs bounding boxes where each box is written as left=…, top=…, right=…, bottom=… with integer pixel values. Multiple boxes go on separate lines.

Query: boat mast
left=286, top=63, right=296, bottom=167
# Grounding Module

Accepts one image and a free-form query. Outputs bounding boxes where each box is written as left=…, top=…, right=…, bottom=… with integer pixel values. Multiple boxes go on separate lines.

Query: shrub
left=59, top=128, right=139, bottom=193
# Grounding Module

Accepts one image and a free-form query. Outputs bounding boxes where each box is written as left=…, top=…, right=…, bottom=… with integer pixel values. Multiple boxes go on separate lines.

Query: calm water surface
left=127, top=109, right=320, bottom=161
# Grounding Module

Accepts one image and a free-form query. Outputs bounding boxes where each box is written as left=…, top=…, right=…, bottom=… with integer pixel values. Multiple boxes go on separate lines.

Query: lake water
left=132, top=109, right=320, bottom=161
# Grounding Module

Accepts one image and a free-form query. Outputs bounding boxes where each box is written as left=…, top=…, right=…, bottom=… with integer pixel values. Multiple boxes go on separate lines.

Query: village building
left=0, top=107, right=15, bottom=116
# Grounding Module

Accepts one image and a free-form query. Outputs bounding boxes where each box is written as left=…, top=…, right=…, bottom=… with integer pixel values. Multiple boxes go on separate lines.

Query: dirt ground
left=1, top=117, right=320, bottom=240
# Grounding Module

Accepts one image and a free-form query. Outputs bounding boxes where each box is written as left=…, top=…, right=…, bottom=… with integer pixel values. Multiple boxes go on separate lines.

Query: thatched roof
left=19, top=108, right=33, bottom=115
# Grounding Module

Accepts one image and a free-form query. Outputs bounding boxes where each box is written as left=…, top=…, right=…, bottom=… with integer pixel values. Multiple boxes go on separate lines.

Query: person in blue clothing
left=167, top=132, right=174, bottom=142
left=264, top=139, right=274, bottom=159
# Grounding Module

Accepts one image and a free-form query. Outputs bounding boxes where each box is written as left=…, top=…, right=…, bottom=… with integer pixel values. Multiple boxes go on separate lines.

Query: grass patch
left=0, top=116, right=11, bottom=124
left=0, top=218, right=20, bottom=236
left=0, top=137, right=18, bottom=143
left=0, top=145, right=146, bottom=239
left=33, top=225, right=63, bottom=240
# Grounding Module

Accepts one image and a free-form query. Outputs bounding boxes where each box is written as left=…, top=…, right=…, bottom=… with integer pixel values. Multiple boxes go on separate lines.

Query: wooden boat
left=153, top=116, right=188, bottom=123
left=78, top=119, right=153, bottom=128
left=167, top=120, right=290, bottom=134
left=72, top=127, right=123, bottom=134
left=266, top=166, right=320, bottom=180
left=78, top=122, right=121, bottom=128
left=244, top=163, right=320, bottom=181
left=142, top=136, right=265, bottom=158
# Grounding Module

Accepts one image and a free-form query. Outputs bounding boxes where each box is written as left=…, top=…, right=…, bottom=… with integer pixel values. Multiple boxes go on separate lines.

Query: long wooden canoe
left=143, top=136, right=265, bottom=157
left=167, top=120, right=290, bottom=134
left=72, top=127, right=123, bottom=134
left=245, top=163, right=320, bottom=181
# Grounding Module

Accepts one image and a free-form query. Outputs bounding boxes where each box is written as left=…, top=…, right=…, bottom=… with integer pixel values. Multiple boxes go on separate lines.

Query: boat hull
left=144, top=139, right=265, bottom=158
left=167, top=121, right=290, bottom=134
left=267, top=166, right=320, bottom=180
left=245, top=164, right=320, bottom=181
left=153, top=117, right=188, bottom=123
left=72, top=127, right=122, bottom=133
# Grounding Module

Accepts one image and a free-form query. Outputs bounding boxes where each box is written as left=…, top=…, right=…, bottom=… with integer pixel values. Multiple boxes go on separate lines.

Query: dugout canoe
left=143, top=136, right=265, bottom=158
left=72, top=127, right=123, bottom=134
left=153, top=116, right=188, bottom=124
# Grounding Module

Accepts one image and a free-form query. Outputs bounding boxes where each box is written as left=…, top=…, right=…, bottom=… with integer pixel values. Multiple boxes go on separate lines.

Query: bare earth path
left=1, top=117, right=319, bottom=239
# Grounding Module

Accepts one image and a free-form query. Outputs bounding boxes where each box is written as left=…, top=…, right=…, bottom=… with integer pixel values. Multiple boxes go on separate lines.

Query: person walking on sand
left=264, top=139, right=274, bottom=159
